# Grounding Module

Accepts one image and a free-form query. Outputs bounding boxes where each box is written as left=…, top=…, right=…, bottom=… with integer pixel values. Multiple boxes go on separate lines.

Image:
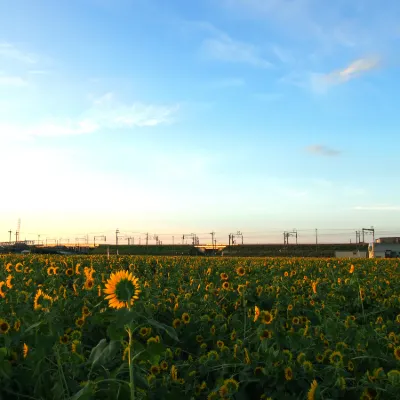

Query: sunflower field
left=0, top=255, right=400, bottom=400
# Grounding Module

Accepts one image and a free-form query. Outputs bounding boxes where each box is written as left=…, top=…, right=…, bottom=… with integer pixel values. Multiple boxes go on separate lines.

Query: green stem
left=127, top=328, right=135, bottom=400
left=55, top=348, right=69, bottom=398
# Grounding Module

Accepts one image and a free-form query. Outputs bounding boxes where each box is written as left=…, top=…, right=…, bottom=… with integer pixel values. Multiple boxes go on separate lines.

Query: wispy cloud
left=281, top=56, right=380, bottom=93
left=1, top=93, right=179, bottom=139
left=0, top=42, right=37, bottom=64
left=306, top=145, right=341, bottom=156
left=354, top=205, right=400, bottom=211
left=319, top=56, right=380, bottom=85
left=189, top=21, right=272, bottom=68
left=0, top=74, right=27, bottom=87
left=202, top=34, right=272, bottom=68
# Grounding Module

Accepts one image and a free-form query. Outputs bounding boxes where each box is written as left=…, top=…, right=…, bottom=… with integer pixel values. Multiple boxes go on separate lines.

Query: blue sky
left=1, top=0, right=399, bottom=244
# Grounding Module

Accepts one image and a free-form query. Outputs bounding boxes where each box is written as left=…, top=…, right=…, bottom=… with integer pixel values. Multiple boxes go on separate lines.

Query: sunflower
left=14, top=320, right=20, bottom=332
left=261, top=311, right=273, bottom=325
left=172, top=318, right=181, bottom=328
left=224, top=378, right=239, bottom=392
left=147, top=336, right=160, bottom=345
left=33, top=289, right=53, bottom=312
left=60, top=335, right=69, bottom=344
left=160, top=360, right=168, bottom=370
left=254, top=306, right=260, bottom=322
left=394, top=347, right=400, bottom=361
left=292, top=317, right=300, bottom=325
left=307, top=380, right=318, bottom=400
left=347, top=360, right=355, bottom=371
left=217, top=340, right=224, bottom=349
left=66, top=268, right=74, bottom=277
left=181, top=313, right=190, bottom=324
left=139, top=327, right=150, bottom=337
left=71, top=330, right=82, bottom=341
left=82, top=306, right=90, bottom=316
left=0, top=319, right=10, bottom=334
left=170, top=365, right=178, bottom=381
left=6, top=275, right=13, bottom=289
left=75, top=317, right=85, bottom=328
left=23, top=343, right=28, bottom=358
left=219, top=385, right=229, bottom=398
left=150, top=365, right=160, bottom=375
left=260, top=329, right=272, bottom=340
left=84, top=279, right=94, bottom=290
left=196, top=335, right=204, bottom=343
left=236, top=266, right=245, bottom=276
left=284, top=367, right=293, bottom=381
left=15, top=263, right=23, bottom=273
left=287, top=304, right=293, bottom=311
left=222, top=281, right=230, bottom=290
left=220, top=273, right=228, bottom=280
left=329, top=351, right=343, bottom=366
left=0, top=282, right=6, bottom=298
left=103, top=270, right=140, bottom=309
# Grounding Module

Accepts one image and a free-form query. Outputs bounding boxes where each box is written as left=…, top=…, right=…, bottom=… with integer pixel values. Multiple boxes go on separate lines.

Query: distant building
left=335, top=250, right=367, bottom=259
left=369, top=243, right=400, bottom=258
left=376, top=237, right=400, bottom=244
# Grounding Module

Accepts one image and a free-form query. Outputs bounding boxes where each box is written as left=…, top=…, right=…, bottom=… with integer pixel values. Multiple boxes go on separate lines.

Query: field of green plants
left=0, top=255, right=399, bottom=399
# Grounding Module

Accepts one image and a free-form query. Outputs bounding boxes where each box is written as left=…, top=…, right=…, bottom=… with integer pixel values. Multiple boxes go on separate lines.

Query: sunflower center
left=0, top=322, right=9, bottom=332
left=115, top=279, right=136, bottom=302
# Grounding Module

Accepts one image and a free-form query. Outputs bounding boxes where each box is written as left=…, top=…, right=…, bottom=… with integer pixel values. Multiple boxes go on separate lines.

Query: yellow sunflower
left=103, top=270, right=140, bottom=309
left=307, top=380, right=318, bottom=400
left=284, top=367, right=293, bottom=381
left=23, top=343, right=29, bottom=358
left=0, top=319, right=10, bottom=334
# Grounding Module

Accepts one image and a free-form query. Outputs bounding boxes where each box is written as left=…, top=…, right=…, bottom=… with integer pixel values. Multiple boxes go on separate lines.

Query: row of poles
left=4, top=228, right=375, bottom=248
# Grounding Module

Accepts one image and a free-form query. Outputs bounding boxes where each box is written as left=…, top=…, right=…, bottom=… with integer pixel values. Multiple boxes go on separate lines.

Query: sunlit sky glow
left=1, top=0, right=399, bottom=244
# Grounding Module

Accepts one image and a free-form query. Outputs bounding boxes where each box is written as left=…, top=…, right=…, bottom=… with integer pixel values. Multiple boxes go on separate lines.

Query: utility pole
left=116, top=229, right=120, bottom=255
left=8, top=230, right=12, bottom=243
left=210, top=232, right=215, bottom=248
left=315, top=229, right=318, bottom=249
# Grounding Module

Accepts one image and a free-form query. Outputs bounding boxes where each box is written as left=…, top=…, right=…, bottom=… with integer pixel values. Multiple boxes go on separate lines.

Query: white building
left=368, top=243, right=400, bottom=258
left=335, top=250, right=367, bottom=259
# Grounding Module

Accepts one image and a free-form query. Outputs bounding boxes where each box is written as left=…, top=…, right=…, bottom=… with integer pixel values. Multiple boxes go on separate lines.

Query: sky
left=1, top=0, right=400, bottom=244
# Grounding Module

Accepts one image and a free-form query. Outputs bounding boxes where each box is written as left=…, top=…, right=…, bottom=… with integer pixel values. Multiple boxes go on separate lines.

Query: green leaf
left=70, top=382, right=95, bottom=400
left=88, top=339, right=120, bottom=369
left=88, top=339, right=108, bottom=364
left=147, top=319, right=179, bottom=342
left=24, top=321, right=43, bottom=334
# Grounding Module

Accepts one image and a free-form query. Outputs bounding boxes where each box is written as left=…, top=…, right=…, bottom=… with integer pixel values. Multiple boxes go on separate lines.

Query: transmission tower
left=15, top=218, right=21, bottom=242
left=229, top=231, right=243, bottom=246
left=362, top=227, right=375, bottom=244
left=283, top=229, right=298, bottom=245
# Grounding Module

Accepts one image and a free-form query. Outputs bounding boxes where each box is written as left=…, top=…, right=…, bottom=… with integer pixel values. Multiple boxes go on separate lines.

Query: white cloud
left=354, top=206, right=400, bottom=211
left=0, top=42, right=37, bottom=64
left=322, top=56, right=380, bottom=84
left=188, top=21, right=272, bottom=68
left=306, top=144, right=341, bottom=156
left=0, top=93, right=179, bottom=139
left=202, top=34, right=272, bottom=68
left=0, top=74, right=27, bottom=87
